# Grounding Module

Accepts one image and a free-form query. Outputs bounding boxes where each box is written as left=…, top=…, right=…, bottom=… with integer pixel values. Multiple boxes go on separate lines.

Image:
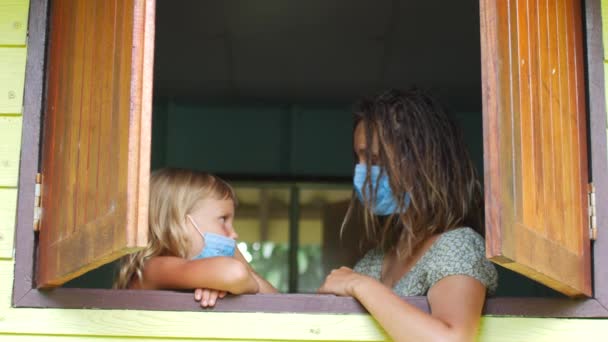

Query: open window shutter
left=480, top=0, right=591, bottom=296
left=37, top=0, right=155, bottom=287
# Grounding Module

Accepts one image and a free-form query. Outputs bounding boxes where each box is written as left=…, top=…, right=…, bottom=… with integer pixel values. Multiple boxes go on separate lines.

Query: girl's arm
left=135, top=256, right=259, bottom=294
left=234, top=249, right=278, bottom=293
left=318, top=267, right=486, bottom=342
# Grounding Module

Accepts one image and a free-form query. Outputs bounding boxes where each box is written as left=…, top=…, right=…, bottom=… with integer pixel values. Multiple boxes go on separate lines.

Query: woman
left=318, top=88, right=497, bottom=342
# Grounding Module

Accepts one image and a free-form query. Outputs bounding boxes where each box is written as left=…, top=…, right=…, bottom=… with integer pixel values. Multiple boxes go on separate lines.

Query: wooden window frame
left=11, top=0, right=608, bottom=317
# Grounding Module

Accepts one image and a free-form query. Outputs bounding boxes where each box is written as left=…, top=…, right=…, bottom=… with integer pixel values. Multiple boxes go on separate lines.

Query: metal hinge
left=588, top=183, right=597, bottom=241
left=34, top=173, right=42, bottom=231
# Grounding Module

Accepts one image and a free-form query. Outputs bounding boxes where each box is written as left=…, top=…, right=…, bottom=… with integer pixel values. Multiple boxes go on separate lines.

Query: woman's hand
left=194, top=288, right=227, bottom=308
left=317, top=266, right=369, bottom=297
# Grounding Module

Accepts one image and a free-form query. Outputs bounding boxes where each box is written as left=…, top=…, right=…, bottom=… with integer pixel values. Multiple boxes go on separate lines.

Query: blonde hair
left=114, top=168, right=237, bottom=289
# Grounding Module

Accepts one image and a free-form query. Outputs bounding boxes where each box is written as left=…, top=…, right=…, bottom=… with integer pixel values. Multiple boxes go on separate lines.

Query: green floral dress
left=353, top=227, right=498, bottom=296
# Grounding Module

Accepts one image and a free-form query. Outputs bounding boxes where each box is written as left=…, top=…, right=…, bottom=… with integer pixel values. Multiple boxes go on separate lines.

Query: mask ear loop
left=186, top=215, right=207, bottom=243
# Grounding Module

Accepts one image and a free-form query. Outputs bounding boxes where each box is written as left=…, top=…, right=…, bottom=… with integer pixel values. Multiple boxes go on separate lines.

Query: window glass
left=234, top=187, right=291, bottom=292
left=233, top=185, right=352, bottom=293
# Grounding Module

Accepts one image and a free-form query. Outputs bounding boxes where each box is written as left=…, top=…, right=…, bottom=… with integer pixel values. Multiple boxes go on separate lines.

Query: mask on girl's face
left=353, top=164, right=410, bottom=216
left=187, top=215, right=236, bottom=259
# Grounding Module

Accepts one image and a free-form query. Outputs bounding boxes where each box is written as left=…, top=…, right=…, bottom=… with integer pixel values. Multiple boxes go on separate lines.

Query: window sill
left=12, top=289, right=608, bottom=317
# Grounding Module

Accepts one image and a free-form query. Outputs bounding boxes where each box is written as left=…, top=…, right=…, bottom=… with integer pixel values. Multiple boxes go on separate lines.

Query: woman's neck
left=381, top=234, right=440, bottom=288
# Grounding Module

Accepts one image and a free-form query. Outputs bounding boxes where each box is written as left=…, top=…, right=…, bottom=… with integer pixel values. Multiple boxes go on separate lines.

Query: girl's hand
left=317, top=266, right=369, bottom=297
left=194, top=288, right=227, bottom=308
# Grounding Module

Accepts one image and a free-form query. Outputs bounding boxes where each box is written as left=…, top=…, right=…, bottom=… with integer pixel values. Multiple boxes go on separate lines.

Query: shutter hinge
left=34, top=173, right=42, bottom=232
left=588, top=183, right=597, bottom=241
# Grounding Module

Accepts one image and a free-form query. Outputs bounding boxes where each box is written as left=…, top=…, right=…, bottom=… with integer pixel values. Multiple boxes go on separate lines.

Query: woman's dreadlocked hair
left=343, top=88, right=484, bottom=260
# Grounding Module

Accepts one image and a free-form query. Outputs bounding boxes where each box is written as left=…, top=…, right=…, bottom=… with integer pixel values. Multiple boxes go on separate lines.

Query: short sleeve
left=426, top=228, right=498, bottom=295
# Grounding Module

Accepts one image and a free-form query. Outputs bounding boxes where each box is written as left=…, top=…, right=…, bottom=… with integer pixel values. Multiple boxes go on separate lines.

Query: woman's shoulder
left=439, top=226, right=483, bottom=241
left=424, top=227, right=498, bottom=294
left=429, top=226, right=488, bottom=263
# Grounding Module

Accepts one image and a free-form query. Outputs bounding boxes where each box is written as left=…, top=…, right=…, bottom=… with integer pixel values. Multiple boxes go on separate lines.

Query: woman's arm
left=135, top=256, right=259, bottom=294
left=318, top=267, right=486, bottom=342
left=234, top=249, right=278, bottom=293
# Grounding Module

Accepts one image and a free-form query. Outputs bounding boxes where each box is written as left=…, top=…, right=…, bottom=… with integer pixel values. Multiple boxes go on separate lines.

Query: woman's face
left=354, top=121, right=380, bottom=165
left=185, top=198, right=237, bottom=259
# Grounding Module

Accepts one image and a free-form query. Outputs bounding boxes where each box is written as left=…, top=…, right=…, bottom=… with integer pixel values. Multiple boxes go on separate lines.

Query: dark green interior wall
left=160, top=103, right=486, bottom=179
left=151, top=101, right=168, bottom=170
left=450, top=112, right=484, bottom=175
left=66, top=99, right=562, bottom=297
left=163, top=102, right=353, bottom=178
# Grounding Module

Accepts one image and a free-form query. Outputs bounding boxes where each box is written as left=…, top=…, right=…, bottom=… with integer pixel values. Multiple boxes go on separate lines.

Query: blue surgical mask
left=353, top=164, right=410, bottom=216
left=187, top=215, right=236, bottom=259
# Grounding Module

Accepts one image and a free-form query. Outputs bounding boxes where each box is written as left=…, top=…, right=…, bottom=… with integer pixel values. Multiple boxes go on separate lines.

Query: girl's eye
left=219, top=216, right=226, bottom=223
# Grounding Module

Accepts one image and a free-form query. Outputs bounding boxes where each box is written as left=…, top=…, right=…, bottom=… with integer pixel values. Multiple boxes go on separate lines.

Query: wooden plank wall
left=0, top=1, right=606, bottom=341
left=0, top=0, right=27, bottom=261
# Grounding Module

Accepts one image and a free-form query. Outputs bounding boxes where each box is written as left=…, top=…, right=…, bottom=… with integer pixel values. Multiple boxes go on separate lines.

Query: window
left=229, top=185, right=353, bottom=293
left=12, top=0, right=608, bottom=317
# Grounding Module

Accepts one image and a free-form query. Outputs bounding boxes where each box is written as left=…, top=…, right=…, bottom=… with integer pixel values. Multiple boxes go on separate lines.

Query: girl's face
left=185, top=198, right=237, bottom=259
left=354, top=121, right=380, bottom=165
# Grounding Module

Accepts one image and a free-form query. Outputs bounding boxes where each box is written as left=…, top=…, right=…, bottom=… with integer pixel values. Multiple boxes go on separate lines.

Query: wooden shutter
left=480, top=0, right=591, bottom=296
left=37, top=0, right=155, bottom=287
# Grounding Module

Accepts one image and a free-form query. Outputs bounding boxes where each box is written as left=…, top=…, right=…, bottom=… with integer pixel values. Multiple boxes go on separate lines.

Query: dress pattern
left=353, top=227, right=498, bottom=296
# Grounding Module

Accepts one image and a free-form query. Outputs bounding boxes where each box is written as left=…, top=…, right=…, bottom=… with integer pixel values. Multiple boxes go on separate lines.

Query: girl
left=115, top=168, right=277, bottom=306
left=318, top=89, right=498, bottom=342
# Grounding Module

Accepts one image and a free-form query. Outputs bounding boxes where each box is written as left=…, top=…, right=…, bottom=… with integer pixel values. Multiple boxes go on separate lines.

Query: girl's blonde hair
left=114, top=168, right=237, bottom=289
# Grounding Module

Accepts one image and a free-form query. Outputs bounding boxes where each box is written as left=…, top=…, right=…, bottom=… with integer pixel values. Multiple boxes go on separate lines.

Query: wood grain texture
left=0, top=47, right=27, bottom=113
left=0, top=188, right=17, bottom=260
left=0, top=116, right=22, bottom=187
left=0, top=0, right=28, bottom=46
left=37, top=0, right=153, bottom=287
left=481, top=0, right=591, bottom=296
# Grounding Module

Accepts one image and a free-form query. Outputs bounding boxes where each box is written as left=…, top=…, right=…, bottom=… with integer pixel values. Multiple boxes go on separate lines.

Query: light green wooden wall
left=0, top=1, right=607, bottom=341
